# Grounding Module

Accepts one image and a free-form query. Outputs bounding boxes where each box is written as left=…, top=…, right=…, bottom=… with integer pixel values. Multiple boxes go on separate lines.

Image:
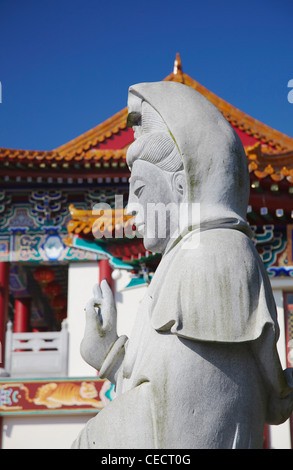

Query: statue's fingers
left=93, top=284, right=103, bottom=308
left=84, top=298, right=103, bottom=333
left=93, top=284, right=103, bottom=299
left=100, top=279, right=112, bottom=300
left=85, top=298, right=101, bottom=318
left=85, top=298, right=99, bottom=317
left=85, top=298, right=94, bottom=311
left=100, top=279, right=116, bottom=330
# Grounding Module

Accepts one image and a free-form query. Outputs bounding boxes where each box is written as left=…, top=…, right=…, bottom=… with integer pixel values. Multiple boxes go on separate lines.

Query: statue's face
left=127, top=160, right=184, bottom=254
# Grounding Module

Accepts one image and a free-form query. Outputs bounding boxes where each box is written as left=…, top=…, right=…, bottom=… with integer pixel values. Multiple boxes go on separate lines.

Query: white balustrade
left=5, top=320, right=69, bottom=378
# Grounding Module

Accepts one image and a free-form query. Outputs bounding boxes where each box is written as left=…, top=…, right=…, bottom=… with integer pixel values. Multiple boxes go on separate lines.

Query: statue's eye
left=134, top=184, right=145, bottom=198
left=127, top=112, right=141, bottom=128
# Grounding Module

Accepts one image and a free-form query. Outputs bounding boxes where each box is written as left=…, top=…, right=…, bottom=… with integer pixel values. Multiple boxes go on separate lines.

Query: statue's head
left=126, top=81, right=250, bottom=254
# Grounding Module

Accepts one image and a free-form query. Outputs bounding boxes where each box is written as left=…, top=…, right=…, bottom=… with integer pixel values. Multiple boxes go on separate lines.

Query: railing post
left=4, top=321, right=12, bottom=375
left=60, top=319, right=69, bottom=376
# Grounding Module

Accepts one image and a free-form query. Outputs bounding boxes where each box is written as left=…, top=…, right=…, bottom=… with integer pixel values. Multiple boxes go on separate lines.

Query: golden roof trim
left=67, top=204, right=133, bottom=238
left=55, top=108, right=129, bottom=157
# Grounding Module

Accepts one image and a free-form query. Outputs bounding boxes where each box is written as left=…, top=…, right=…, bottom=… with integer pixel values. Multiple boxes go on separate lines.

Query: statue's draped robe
left=73, top=225, right=290, bottom=449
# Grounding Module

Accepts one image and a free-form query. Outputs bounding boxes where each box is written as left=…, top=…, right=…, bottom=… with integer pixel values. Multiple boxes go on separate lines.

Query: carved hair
left=126, top=101, right=183, bottom=172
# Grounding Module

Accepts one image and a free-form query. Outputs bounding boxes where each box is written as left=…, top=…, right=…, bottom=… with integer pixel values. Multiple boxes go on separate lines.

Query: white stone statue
left=72, top=81, right=293, bottom=449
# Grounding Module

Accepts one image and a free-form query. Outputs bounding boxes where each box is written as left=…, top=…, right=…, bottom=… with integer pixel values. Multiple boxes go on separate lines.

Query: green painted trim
left=123, top=277, right=148, bottom=290
left=72, top=237, right=134, bottom=270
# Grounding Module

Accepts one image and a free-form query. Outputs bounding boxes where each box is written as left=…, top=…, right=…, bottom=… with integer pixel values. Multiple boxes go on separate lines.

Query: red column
left=13, top=298, right=31, bottom=333
left=97, top=259, right=113, bottom=377
left=99, top=258, right=114, bottom=291
left=0, top=262, right=9, bottom=370
left=263, top=424, right=270, bottom=449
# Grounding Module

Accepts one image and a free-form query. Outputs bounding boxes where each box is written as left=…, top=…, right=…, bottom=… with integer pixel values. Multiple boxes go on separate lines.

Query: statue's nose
left=126, top=202, right=138, bottom=217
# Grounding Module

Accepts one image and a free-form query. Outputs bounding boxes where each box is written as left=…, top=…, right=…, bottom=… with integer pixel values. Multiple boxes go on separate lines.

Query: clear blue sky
left=0, top=0, right=292, bottom=151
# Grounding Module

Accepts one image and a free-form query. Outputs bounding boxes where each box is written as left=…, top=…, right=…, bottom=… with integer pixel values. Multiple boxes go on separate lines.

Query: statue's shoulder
left=178, top=228, right=255, bottom=266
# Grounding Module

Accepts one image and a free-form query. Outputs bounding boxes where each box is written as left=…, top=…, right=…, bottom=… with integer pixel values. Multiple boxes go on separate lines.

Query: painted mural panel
left=0, top=378, right=114, bottom=415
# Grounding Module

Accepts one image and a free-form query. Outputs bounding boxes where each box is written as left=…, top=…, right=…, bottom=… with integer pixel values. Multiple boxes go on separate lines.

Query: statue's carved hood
left=127, top=81, right=251, bottom=237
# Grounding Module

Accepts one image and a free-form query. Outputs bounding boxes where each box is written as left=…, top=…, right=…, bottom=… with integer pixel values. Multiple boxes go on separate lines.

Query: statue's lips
left=134, top=222, right=145, bottom=235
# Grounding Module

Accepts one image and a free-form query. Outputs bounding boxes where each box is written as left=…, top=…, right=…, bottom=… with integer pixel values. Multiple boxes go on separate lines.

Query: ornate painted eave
left=0, top=147, right=128, bottom=171
left=0, top=147, right=129, bottom=185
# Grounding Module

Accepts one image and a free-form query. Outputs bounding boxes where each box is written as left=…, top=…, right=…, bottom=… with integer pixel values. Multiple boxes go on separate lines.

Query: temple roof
left=1, top=53, right=293, bottom=181
left=53, top=53, right=293, bottom=156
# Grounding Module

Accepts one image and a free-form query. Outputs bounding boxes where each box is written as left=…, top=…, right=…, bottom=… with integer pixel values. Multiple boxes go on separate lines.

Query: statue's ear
left=172, top=172, right=186, bottom=200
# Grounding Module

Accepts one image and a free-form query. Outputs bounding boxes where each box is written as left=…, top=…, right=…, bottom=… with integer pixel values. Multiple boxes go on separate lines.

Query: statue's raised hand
left=80, top=279, right=118, bottom=371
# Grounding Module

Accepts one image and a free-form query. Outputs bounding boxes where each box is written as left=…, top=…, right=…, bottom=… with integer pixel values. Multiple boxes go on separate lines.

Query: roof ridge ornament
left=173, top=53, right=184, bottom=82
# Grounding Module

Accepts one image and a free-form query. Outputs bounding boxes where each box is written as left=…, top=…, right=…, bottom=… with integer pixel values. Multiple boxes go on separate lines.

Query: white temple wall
left=1, top=414, right=95, bottom=449
left=67, top=262, right=99, bottom=377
